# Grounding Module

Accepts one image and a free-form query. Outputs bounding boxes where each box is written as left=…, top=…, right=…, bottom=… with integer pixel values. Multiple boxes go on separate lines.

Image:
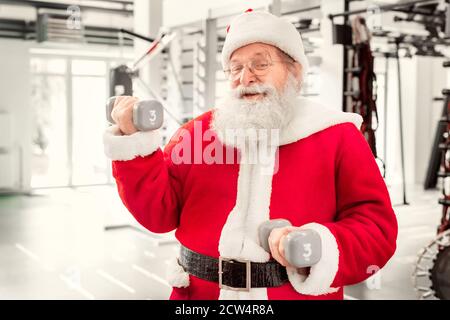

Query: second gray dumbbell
left=258, top=219, right=322, bottom=268
left=106, top=96, right=164, bottom=131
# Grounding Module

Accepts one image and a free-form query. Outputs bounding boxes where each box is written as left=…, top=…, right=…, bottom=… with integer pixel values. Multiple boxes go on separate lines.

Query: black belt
left=178, top=245, right=289, bottom=291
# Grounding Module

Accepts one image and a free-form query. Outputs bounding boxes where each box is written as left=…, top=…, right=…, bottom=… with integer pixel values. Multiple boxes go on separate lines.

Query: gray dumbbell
left=258, top=219, right=322, bottom=268
left=106, top=96, right=164, bottom=131
left=283, top=229, right=322, bottom=268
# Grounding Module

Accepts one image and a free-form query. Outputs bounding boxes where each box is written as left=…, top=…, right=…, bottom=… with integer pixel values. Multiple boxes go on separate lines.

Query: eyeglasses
left=224, top=56, right=289, bottom=81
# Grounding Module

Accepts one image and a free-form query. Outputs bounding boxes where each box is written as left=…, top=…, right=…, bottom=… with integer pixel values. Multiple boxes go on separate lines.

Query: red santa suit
left=103, top=97, right=398, bottom=300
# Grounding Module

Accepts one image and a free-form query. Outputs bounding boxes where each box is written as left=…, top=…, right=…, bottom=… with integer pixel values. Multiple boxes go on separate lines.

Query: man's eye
left=254, top=62, right=269, bottom=69
left=230, top=65, right=243, bottom=73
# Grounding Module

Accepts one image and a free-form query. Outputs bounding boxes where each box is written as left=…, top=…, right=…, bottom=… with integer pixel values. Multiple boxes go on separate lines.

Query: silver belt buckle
left=218, top=256, right=251, bottom=292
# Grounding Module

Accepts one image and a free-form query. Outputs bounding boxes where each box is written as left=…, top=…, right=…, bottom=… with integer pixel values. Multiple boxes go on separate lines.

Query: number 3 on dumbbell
left=148, top=110, right=156, bottom=123
left=303, top=243, right=312, bottom=261
left=284, top=231, right=322, bottom=267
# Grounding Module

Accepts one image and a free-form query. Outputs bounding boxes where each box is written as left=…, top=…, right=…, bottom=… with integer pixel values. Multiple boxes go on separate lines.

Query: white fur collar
left=278, top=97, right=363, bottom=146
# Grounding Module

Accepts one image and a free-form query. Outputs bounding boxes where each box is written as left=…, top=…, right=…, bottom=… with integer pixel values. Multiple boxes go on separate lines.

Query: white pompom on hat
left=221, top=9, right=309, bottom=80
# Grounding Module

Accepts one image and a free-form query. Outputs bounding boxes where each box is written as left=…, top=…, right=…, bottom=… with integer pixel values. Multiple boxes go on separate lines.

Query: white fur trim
left=221, top=10, right=309, bottom=80
left=103, top=125, right=162, bottom=161
left=286, top=223, right=340, bottom=296
left=217, top=146, right=277, bottom=299
left=166, top=257, right=190, bottom=288
left=279, top=98, right=363, bottom=146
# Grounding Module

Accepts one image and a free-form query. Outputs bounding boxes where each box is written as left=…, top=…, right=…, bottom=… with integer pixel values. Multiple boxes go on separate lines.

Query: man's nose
left=239, top=66, right=257, bottom=87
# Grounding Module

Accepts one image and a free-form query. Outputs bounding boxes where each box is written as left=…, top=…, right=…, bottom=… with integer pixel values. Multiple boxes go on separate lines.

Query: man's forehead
left=230, top=43, right=277, bottom=62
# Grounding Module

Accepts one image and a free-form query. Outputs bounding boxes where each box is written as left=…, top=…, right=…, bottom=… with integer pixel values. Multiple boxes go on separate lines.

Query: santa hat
left=221, top=9, right=309, bottom=80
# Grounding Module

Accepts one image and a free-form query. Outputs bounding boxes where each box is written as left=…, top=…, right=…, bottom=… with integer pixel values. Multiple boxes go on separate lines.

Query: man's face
left=227, top=43, right=292, bottom=100
left=212, top=42, right=302, bottom=140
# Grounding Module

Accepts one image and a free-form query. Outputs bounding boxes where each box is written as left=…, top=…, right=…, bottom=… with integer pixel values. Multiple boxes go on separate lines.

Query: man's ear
left=288, top=62, right=303, bottom=93
left=292, top=62, right=302, bottom=82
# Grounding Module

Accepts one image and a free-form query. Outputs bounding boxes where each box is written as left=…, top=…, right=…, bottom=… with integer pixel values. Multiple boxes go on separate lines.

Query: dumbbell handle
left=259, top=219, right=291, bottom=252
left=106, top=96, right=163, bottom=131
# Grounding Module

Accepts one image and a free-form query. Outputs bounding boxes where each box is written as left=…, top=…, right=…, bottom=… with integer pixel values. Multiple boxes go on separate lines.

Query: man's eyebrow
left=230, top=51, right=270, bottom=64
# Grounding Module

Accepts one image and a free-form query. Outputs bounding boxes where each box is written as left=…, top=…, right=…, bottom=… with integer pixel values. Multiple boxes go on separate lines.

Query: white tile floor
left=0, top=186, right=178, bottom=299
left=0, top=184, right=444, bottom=299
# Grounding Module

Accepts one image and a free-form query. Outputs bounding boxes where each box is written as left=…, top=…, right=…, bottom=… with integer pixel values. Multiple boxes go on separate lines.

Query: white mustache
left=233, top=84, right=277, bottom=99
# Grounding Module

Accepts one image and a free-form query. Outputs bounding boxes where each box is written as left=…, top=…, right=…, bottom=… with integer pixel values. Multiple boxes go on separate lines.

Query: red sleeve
left=325, top=123, right=398, bottom=287
left=108, top=125, right=187, bottom=234
left=112, top=146, right=183, bottom=233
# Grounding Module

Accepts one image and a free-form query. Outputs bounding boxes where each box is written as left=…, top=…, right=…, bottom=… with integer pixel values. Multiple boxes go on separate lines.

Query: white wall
left=414, top=57, right=446, bottom=185
left=134, top=0, right=163, bottom=97
left=316, top=0, right=346, bottom=110
left=0, top=39, right=32, bottom=192
left=386, top=57, right=417, bottom=202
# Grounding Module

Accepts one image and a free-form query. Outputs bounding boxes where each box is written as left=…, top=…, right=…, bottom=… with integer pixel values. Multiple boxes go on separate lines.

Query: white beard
left=211, top=74, right=300, bottom=148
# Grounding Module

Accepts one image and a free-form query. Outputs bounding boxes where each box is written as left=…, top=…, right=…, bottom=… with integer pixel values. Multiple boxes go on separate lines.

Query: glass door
left=30, top=58, right=70, bottom=188
left=71, top=59, right=110, bottom=185
left=30, top=56, right=116, bottom=188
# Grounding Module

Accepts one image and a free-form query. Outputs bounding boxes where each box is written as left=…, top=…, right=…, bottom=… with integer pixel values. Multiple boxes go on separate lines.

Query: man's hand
left=268, top=226, right=310, bottom=276
left=110, top=96, right=139, bottom=135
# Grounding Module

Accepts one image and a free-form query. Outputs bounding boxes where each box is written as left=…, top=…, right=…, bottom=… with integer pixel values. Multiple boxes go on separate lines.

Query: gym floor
left=0, top=185, right=441, bottom=300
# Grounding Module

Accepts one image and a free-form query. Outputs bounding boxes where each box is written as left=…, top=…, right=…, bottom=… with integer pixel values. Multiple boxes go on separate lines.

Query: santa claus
left=103, top=9, right=398, bottom=300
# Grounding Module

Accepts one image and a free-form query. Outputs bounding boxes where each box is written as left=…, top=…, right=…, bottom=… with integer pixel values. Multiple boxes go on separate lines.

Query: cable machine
left=330, top=0, right=450, bottom=300
left=329, top=0, right=449, bottom=206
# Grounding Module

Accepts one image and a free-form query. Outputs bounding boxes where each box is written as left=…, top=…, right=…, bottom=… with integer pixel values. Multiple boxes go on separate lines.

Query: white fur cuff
left=103, top=125, right=162, bottom=161
left=286, top=223, right=340, bottom=296
left=166, top=257, right=190, bottom=288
